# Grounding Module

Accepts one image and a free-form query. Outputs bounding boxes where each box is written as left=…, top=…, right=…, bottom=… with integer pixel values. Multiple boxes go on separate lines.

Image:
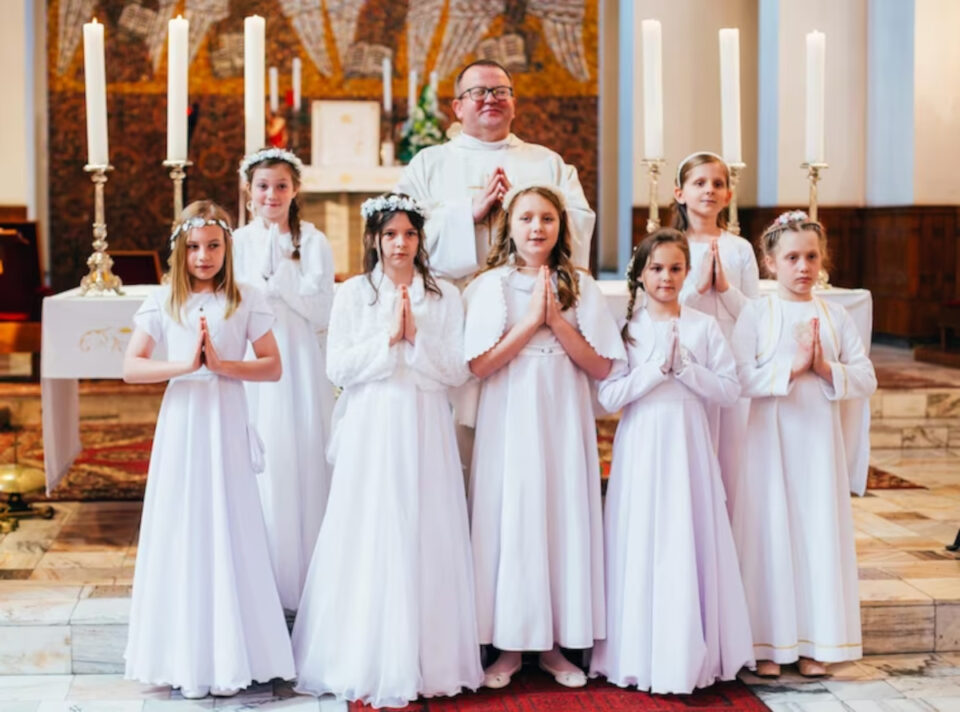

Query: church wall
left=913, top=0, right=960, bottom=205
left=0, top=0, right=30, bottom=211
left=45, top=0, right=599, bottom=290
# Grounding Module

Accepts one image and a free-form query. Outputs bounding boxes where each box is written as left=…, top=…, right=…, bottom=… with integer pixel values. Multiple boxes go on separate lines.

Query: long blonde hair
left=167, top=200, right=241, bottom=322
left=482, top=185, right=580, bottom=310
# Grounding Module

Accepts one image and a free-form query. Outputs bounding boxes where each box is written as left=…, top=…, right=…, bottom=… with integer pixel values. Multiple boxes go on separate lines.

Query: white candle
left=718, top=28, right=742, bottom=164
left=269, top=67, right=278, bottom=113
left=243, top=15, right=265, bottom=155
left=805, top=30, right=826, bottom=164
left=641, top=19, right=663, bottom=159
left=408, top=69, right=418, bottom=116
left=166, top=15, right=188, bottom=162
left=382, top=57, right=392, bottom=113
left=429, top=70, right=438, bottom=94
left=292, top=57, right=301, bottom=111
left=82, top=19, right=109, bottom=166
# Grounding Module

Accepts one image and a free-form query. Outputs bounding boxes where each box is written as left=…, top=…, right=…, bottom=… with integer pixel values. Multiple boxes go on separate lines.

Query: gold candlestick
left=641, top=158, right=667, bottom=233
left=726, top=161, right=746, bottom=235
left=79, top=164, right=123, bottom=296
left=801, top=161, right=828, bottom=222
left=162, top=159, right=193, bottom=223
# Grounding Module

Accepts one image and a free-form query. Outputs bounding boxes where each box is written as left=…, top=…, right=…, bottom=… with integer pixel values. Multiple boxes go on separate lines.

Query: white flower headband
left=360, top=194, right=426, bottom=220
left=238, top=148, right=303, bottom=178
left=775, top=210, right=810, bottom=226
left=170, top=216, right=232, bottom=244
left=676, top=151, right=726, bottom=185
left=501, top=183, right=567, bottom=213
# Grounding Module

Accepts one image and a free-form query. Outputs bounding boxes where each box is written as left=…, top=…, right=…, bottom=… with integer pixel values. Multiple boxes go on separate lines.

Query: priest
left=396, top=60, right=595, bottom=280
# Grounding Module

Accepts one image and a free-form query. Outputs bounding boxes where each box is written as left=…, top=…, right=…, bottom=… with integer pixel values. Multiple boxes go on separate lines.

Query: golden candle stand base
left=79, top=164, right=124, bottom=296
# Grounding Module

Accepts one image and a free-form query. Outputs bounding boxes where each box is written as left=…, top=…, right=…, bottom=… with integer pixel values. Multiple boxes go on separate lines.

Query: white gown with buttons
left=232, top=218, right=336, bottom=610
left=292, top=267, right=483, bottom=708
left=588, top=303, right=754, bottom=693
left=124, top=284, right=295, bottom=692
left=465, top=266, right=626, bottom=652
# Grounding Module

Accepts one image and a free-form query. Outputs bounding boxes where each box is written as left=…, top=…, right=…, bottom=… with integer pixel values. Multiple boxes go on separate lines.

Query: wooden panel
left=630, top=204, right=960, bottom=339
left=0, top=206, right=27, bottom=221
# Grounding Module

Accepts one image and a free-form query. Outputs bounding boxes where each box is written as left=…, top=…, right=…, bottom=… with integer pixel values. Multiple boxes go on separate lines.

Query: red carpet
left=348, top=668, right=767, bottom=711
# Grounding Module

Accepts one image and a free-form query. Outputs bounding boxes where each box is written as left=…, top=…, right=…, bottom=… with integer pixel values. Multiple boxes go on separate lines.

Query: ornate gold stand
left=641, top=158, right=667, bottom=233
left=802, top=161, right=831, bottom=286
left=162, top=159, right=193, bottom=222
left=727, top=162, right=746, bottom=235
left=79, top=164, right=123, bottom=296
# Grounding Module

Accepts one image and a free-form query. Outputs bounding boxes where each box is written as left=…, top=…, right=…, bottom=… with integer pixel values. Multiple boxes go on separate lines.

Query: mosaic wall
left=48, top=0, right=599, bottom=289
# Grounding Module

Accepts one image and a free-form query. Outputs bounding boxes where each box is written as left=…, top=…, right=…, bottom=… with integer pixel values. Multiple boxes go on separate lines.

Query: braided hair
left=621, top=228, right=690, bottom=344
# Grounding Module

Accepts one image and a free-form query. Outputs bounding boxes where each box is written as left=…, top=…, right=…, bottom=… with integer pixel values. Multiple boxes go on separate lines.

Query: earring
left=246, top=200, right=254, bottom=214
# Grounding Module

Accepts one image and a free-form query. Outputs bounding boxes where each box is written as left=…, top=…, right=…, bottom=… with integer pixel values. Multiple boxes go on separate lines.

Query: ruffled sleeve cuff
left=463, top=271, right=508, bottom=362
left=575, top=273, right=628, bottom=363
left=132, top=290, right=164, bottom=344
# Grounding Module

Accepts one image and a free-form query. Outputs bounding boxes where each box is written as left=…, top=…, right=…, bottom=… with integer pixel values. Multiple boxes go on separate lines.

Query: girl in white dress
left=589, top=229, right=754, bottom=694
left=122, top=201, right=294, bottom=700
left=233, top=147, right=336, bottom=611
left=292, top=193, right=483, bottom=708
left=465, top=184, right=626, bottom=689
left=673, top=152, right=760, bottom=513
left=731, top=211, right=877, bottom=678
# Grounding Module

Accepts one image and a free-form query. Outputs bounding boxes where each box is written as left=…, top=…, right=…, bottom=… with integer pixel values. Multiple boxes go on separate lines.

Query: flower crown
left=676, top=150, right=726, bottom=185
left=360, top=194, right=426, bottom=220
left=238, top=148, right=303, bottom=178
left=170, top=216, right=232, bottom=244
left=775, top=210, right=810, bottom=226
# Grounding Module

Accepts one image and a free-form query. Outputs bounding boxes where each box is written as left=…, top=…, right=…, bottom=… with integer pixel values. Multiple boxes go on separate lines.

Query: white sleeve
left=717, top=242, right=760, bottom=319
left=675, top=319, right=740, bottom=406
left=560, top=161, right=596, bottom=271
left=397, top=154, right=478, bottom=280
left=732, top=303, right=793, bottom=398
left=326, top=281, right=398, bottom=388
left=404, top=285, right=470, bottom=388
left=597, top=357, right=669, bottom=413
left=263, top=227, right=335, bottom=329
left=575, top=273, right=627, bottom=364
left=819, top=307, right=878, bottom=402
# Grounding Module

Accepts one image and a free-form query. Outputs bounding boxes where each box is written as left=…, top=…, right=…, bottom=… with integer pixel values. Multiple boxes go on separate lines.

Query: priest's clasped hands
left=389, top=285, right=418, bottom=346
left=473, top=167, right=512, bottom=222
left=695, top=238, right=730, bottom=294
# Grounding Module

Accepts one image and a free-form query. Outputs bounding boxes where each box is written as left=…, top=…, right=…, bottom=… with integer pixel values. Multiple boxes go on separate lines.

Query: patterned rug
left=348, top=669, right=767, bottom=711
left=875, top=365, right=960, bottom=389
left=0, top=423, right=153, bottom=501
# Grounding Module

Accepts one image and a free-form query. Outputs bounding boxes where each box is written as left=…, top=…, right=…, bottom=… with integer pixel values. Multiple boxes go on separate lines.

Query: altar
left=40, top=281, right=874, bottom=494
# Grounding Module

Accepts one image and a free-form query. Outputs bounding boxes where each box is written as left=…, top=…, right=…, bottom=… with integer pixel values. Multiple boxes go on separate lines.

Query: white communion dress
left=679, top=231, right=760, bottom=513
left=731, top=294, right=877, bottom=664
left=124, top=285, right=295, bottom=692
left=232, top=217, right=336, bottom=610
left=589, top=303, right=755, bottom=693
left=292, top=267, right=483, bottom=708
left=464, top=266, right=626, bottom=652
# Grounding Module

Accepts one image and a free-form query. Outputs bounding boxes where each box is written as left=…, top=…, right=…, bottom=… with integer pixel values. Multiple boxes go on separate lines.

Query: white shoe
left=538, top=658, right=587, bottom=688
left=482, top=657, right=522, bottom=689
left=180, top=686, right=210, bottom=699
left=211, top=686, right=240, bottom=697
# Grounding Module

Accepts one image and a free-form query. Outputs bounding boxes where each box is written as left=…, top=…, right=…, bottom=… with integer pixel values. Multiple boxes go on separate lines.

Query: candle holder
left=162, top=159, right=193, bottom=223
left=801, top=161, right=828, bottom=222
left=79, top=164, right=123, bottom=296
left=641, top=158, right=667, bottom=233
left=726, top=162, right=746, bottom=235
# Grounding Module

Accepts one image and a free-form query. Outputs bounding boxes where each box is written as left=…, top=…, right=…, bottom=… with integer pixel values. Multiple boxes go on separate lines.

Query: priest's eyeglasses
left=458, top=85, right=514, bottom=102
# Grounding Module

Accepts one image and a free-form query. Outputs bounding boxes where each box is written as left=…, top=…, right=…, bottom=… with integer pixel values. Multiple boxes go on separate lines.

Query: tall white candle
left=269, top=66, right=278, bottom=113
left=82, top=18, right=109, bottom=166
left=408, top=69, right=418, bottom=116
left=805, top=30, right=826, bottom=164
left=382, top=57, right=392, bottom=112
left=719, top=28, right=742, bottom=164
left=243, top=15, right=265, bottom=154
left=292, top=57, right=301, bottom=111
left=641, top=19, right=663, bottom=159
left=166, top=15, right=188, bottom=162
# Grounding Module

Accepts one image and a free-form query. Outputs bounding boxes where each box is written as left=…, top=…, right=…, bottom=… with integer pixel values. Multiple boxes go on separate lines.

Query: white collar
left=454, top=132, right=517, bottom=151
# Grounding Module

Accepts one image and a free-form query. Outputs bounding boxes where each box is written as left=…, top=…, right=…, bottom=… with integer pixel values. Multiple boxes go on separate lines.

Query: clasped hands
left=696, top=238, right=730, bottom=294
left=188, top=316, right=223, bottom=373
left=791, top=317, right=833, bottom=382
left=523, top=265, right=567, bottom=331
left=472, top=167, right=512, bottom=223
left=389, top=285, right=417, bottom=346
left=659, top=319, right=686, bottom=375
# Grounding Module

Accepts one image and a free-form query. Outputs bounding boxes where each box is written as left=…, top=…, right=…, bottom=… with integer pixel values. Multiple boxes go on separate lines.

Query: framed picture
left=311, top=100, right=381, bottom=168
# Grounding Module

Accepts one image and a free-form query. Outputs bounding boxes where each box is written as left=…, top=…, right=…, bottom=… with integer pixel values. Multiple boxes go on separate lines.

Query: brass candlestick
left=79, top=164, right=123, bottom=296
left=162, top=159, right=193, bottom=222
left=726, top=161, right=746, bottom=235
left=801, top=161, right=828, bottom=222
left=641, top=158, right=667, bottom=232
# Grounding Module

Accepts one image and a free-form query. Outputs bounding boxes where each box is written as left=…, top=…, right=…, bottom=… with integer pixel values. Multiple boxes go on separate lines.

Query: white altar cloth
left=40, top=281, right=873, bottom=494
